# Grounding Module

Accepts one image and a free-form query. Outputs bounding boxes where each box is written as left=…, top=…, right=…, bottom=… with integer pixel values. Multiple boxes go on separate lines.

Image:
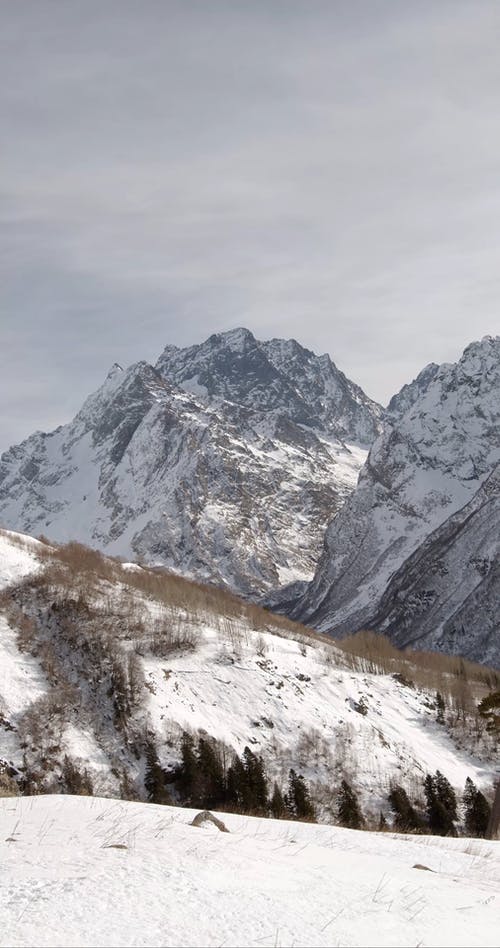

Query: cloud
left=1, top=1, right=500, bottom=450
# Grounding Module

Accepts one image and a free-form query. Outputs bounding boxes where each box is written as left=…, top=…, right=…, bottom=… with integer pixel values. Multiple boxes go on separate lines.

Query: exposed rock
left=0, top=330, right=382, bottom=597
left=190, top=810, right=229, bottom=832
left=285, top=336, right=500, bottom=666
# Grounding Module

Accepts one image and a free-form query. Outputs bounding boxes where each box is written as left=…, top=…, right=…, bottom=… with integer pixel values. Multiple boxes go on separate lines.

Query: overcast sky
left=2, top=0, right=500, bottom=452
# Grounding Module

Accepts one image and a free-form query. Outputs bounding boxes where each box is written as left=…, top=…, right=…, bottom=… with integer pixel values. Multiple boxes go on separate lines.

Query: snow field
left=0, top=794, right=498, bottom=948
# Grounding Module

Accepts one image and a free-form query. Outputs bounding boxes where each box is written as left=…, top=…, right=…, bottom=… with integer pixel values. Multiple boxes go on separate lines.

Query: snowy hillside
left=0, top=529, right=498, bottom=826
left=0, top=329, right=381, bottom=597
left=287, top=336, right=500, bottom=665
left=1, top=794, right=499, bottom=948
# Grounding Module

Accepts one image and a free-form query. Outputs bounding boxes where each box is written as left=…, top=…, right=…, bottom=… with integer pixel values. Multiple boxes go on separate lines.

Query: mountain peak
left=387, top=361, right=440, bottom=417
left=210, top=327, right=257, bottom=351
left=459, top=334, right=500, bottom=374
left=156, top=329, right=382, bottom=444
left=106, top=362, right=124, bottom=381
left=0, top=328, right=382, bottom=598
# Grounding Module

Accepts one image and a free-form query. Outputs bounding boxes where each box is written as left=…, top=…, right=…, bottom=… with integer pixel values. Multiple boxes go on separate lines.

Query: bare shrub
left=55, top=540, right=119, bottom=582
left=295, top=727, right=333, bottom=771
left=139, top=615, right=200, bottom=657
left=0, top=764, right=19, bottom=797
left=61, top=755, right=94, bottom=795
left=255, top=633, right=268, bottom=658
left=15, top=612, right=38, bottom=651
left=335, top=630, right=500, bottom=705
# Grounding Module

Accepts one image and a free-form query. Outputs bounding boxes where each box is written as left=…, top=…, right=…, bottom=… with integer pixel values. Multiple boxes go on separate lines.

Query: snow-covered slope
left=1, top=529, right=497, bottom=822
left=369, top=463, right=500, bottom=666
left=1, top=794, right=499, bottom=948
left=0, top=330, right=382, bottom=597
left=288, top=336, right=500, bottom=665
left=0, top=529, right=44, bottom=589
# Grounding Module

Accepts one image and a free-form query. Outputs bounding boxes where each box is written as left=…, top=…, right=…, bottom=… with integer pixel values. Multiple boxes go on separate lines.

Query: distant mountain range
left=0, top=329, right=498, bottom=665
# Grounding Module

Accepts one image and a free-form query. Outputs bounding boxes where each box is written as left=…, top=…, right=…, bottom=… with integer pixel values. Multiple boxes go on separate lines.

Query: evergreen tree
left=424, top=771, right=457, bottom=836
left=435, top=770, right=458, bottom=821
left=61, top=755, right=94, bottom=796
left=435, top=691, right=446, bottom=725
left=286, top=769, right=316, bottom=821
left=195, top=737, right=225, bottom=809
left=463, top=777, right=491, bottom=838
left=226, top=753, right=247, bottom=810
left=225, top=748, right=269, bottom=814
left=144, top=740, right=171, bottom=804
left=388, top=784, right=424, bottom=832
left=176, top=732, right=198, bottom=803
left=337, top=779, right=364, bottom=829
left=478, top=690, right=500, bottom=733
left=270, top=782, right=287, bottom=819
left=243, top=747, right=268, bottom=813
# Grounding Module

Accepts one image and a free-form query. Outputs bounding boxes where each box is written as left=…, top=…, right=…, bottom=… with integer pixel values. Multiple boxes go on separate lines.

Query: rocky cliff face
left=289, top=336, right=500, bottom=665
left=156, top=328, right=383, bottom=443
left=369, top=462, right=500, bottom=667
left=0, top=330, right=382, bottom=597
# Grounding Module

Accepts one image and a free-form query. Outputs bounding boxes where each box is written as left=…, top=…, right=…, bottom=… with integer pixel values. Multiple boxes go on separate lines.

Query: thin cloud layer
left=2, top=1, right=500, bottom=450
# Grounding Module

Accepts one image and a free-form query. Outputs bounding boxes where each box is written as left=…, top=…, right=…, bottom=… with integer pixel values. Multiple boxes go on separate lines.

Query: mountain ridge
left=0, top=329, right=382, bottom=596
left=286, top=335, right=500, bottom=665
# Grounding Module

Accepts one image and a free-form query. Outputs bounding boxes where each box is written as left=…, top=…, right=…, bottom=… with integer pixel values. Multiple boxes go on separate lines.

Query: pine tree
left=144, top=740, right=171, bottom=804
left=337, top=779, right=364, bottom=829
left=478, top=690, right=500, bottom=733
left=388, top=784, right=424, bottom=832
left=243, top=747, right=268, bottom=813
left=226, top=753, right=247, bottom=810
left=195, top=737, right=225, bottom=809
left=424, top=771, right=456, bottom=836
left=176, top=732, right=198, bottom=803
left=270, top=782, right=287, bottom=819
left=286, top=769, right=316, bottom=821
left=61, top=755, right=94, bottom=796
left=463, top=777, right=491, bottom=838
left=435, top=691, right=446, bottom=725
left=435, top=771, right=458, bottom=821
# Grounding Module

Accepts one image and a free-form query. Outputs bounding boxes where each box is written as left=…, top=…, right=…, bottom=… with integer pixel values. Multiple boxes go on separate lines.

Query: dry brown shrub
left=335, top=630, right=500, bottom=704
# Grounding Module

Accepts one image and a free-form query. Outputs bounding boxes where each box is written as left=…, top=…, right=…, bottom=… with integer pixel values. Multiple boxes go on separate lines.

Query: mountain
left=0, top=329, right=382, bottom=597
left=286, top=336, right=500, bottom=666
left=156, top=327, right=381, bottom=444
left=368, top=463, right=499, bottom=666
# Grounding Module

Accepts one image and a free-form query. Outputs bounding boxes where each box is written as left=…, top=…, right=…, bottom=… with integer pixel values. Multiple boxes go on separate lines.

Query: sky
left=2, top=0, right=500, bottom=452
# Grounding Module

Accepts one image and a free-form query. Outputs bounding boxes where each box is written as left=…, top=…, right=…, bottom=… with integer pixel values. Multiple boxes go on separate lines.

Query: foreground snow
left=0, top=795, right=498, bottom=948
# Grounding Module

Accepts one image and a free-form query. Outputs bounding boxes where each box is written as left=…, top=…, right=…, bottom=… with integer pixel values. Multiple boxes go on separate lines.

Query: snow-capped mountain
left=287, top=336, right=500, bottom=666
left=0, top=329, right=382, bottom=596
left=156, top=328, right=382, bottom=444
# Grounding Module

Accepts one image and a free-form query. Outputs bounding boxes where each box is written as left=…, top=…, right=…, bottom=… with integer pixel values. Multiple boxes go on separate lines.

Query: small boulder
left=190, top=810, right=229, bottom=833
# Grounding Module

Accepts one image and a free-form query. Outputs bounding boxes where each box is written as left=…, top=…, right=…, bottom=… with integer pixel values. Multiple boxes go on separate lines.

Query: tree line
left=146, top=732, right=316, bottom=820
left=144, top=733, right=492, bottom=837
